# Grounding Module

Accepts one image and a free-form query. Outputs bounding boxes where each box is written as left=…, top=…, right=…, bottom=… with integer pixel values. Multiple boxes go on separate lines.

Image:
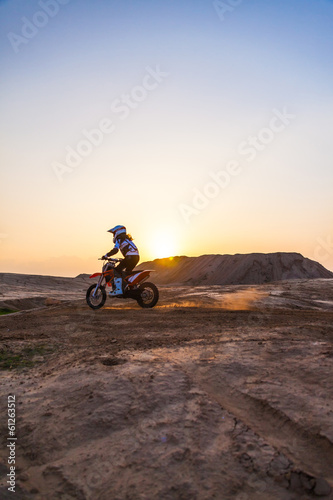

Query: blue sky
left=1, top=0, right=333, bottom=275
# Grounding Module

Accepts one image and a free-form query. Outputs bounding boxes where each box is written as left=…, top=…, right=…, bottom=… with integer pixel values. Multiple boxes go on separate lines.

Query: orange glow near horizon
left=148, top=230, right=177, bottom=259
left=1, top=214, right=333, bottom=277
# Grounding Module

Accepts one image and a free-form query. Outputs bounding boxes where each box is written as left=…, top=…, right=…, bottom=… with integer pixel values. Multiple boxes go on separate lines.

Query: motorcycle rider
left=101, top=225, right=140, bottom=296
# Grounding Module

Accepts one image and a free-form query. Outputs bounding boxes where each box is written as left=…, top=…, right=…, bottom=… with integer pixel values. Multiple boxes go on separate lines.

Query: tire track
left=183, top=362, right=333, bottom=486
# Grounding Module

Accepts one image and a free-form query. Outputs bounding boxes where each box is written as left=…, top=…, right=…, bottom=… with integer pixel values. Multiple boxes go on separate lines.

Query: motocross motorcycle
left=86, top=258, right=159, bottom=310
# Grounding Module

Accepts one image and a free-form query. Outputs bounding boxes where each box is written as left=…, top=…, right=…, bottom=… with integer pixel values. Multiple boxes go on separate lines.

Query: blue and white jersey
left=114, top=237, right=139, bottom=257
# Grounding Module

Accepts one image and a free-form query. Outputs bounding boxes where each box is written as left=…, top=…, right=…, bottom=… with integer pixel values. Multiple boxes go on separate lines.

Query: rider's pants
left=115, top=255, right=140, bottom=277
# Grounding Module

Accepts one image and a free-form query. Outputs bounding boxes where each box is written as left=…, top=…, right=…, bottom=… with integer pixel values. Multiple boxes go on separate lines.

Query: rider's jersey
left=114, top=237, right=139, bottom=257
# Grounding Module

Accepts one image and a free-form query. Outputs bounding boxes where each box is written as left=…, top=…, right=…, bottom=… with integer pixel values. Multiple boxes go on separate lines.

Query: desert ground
left=0, top=275, right=333, bottom=499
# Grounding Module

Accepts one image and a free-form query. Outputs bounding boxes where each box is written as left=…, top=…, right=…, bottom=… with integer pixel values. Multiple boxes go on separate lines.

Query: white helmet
left=108, top=225, right=126, bottom=243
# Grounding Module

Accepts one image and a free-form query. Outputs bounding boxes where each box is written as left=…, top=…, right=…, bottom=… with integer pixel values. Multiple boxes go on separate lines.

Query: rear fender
left=126, top=270, right=151, bottom=286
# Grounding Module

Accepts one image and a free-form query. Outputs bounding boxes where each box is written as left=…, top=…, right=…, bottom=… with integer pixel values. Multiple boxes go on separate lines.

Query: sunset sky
left=1, top=0, right=333, bottom=276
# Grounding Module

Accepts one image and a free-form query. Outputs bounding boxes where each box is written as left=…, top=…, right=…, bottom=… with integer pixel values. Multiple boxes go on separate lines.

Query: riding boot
left=109, top=278, right=123, bottom=296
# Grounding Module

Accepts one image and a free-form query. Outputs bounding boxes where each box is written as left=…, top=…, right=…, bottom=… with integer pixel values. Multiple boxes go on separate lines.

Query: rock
left=314, top=478, right=331, bottom=496
left=18, top=472, right=29, bottom=482
left=300, top=473, right=316, bottom=491
left=276, top=455, right=290, bottom=469
left=289, top=472, right=302, bottom=491
left=44, top=298, right=62, bottom=306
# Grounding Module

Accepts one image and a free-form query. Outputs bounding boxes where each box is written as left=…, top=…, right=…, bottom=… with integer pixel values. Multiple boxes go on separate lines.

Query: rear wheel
left=137, top=282, right=159, bottom=308
left=86, top=284, right=106, bottom=310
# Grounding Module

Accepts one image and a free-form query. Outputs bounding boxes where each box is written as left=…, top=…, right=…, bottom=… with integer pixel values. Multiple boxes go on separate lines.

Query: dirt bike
left=86, top=258, right=159, bottom=310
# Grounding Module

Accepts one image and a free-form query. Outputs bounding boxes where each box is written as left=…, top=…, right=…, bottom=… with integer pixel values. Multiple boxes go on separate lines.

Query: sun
left=151, top=231, right=176, bottom=259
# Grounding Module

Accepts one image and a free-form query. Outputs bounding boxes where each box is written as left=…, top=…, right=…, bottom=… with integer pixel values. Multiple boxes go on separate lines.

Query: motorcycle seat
left=124, top=269, right=144, bottom=277
left=124, top=269, right=153, bottom=279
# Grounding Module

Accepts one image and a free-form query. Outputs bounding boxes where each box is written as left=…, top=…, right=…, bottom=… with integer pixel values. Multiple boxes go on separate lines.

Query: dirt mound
left=138, top=252, right=333, bottom=285
left=0, top=297, right=48, bottom=312
left=0, top=272, right=91, bottom=311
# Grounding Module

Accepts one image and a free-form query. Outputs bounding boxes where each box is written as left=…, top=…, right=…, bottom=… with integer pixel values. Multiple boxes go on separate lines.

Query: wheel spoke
left=86, top=284, right=106, bottom=309
left=141, top=287, right=154, bottom=304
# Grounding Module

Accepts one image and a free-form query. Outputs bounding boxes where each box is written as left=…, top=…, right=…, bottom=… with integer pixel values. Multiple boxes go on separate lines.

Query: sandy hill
left=0, top=272, right=91, bottom=310
left=137, top=252, right=333, bottom=285
left=0, top=253, right=332, bottom=303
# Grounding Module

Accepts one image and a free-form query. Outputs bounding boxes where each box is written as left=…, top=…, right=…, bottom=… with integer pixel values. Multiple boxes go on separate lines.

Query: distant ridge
left=137, top=252, right=333, bottom=285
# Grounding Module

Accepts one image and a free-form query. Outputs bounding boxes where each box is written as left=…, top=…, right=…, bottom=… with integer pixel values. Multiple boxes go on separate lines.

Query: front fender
left=89, top=272, right=102, bottom=278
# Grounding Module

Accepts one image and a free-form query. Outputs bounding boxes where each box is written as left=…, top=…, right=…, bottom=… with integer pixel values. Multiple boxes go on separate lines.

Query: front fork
left=93, top=274, right=105, bottom=297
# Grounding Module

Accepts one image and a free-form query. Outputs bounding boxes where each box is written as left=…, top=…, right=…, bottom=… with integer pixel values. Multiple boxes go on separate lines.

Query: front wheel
left=137, top=282, right=159, bottom=308
left=86, top=284, right=106, bottom=309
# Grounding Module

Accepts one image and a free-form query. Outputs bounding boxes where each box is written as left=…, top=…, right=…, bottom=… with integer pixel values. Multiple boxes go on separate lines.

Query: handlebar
left=98, top=257, right=122, bottom=262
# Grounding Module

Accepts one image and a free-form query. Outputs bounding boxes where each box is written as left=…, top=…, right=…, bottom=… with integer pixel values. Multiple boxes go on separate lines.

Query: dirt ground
left=0, top=279, right=333, bottom=499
